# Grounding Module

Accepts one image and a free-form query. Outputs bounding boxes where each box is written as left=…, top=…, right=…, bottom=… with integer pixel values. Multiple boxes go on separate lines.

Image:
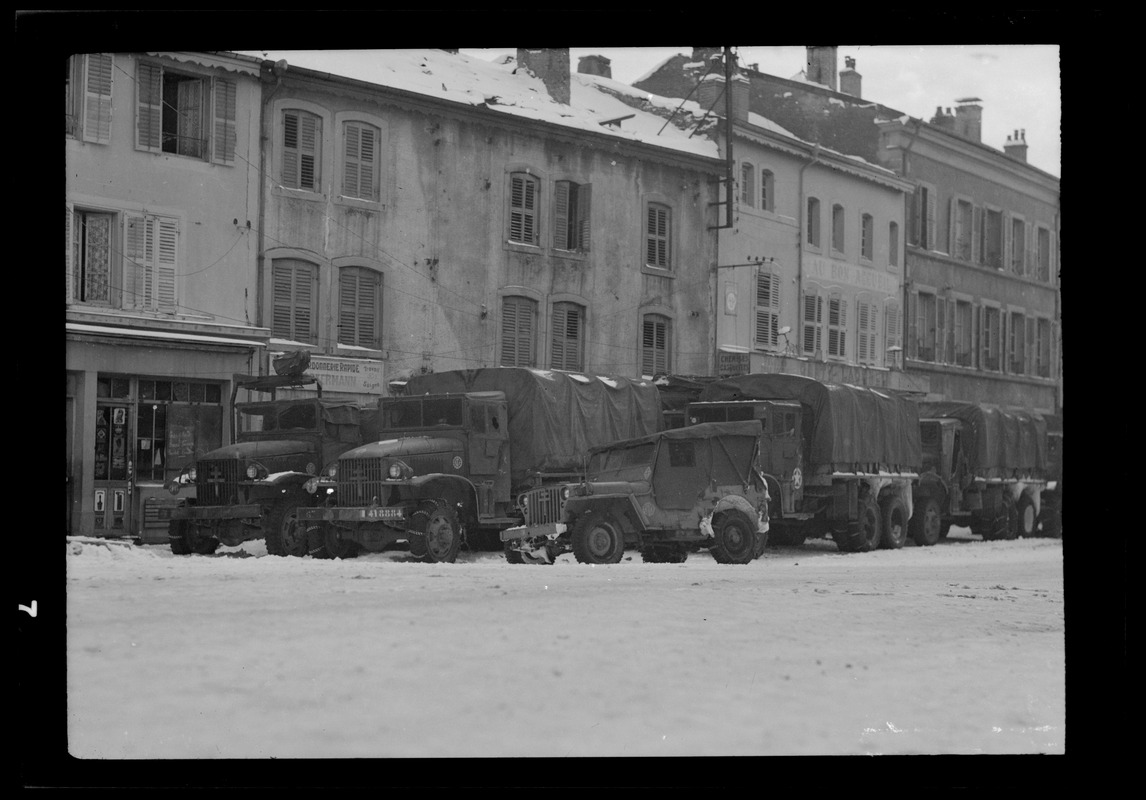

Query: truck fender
left=564, top=495, right=645, bottom=536
left=407, top=473, right=479, bottom=527
left=875, top=482, right=914, bottom=525
left=710, top=494, right=769, bottom=534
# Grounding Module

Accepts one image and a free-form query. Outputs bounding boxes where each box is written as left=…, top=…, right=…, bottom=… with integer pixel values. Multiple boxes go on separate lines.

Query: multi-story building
left=66, top=52, right=268, bottom=537
left=636, top=47, right=1061, bottom=415
left=246, top=48, right=724, bottom=402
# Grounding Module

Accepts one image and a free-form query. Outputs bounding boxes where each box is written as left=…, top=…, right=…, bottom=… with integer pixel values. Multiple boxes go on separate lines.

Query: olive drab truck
left=1039, top=414, right=1062, bottom=538
left=165, top=372, right=369, bottom=556
left=910, top=402, right=1048, bottom=545
left=686, top=374, right=921, bottom=553
left=296, top=367, right=663, bottom=562
left=504, top=421, right=771, bottom=565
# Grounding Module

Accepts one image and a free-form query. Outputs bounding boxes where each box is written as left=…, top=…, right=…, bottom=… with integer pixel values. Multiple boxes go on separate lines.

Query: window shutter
left=577, top=184, right=591, bottom=252
left=136, top=61, right=162, bottom=152
left=947, top=197, right=955, bottom=256
left=857, top=301, right=870, bottom=362
left=972, top=206, right=982, bottom=264
left=500, top=297, right=535, bottom=367
left=65, top=205, right=75, bottom=304
left=884, top=300, right=901, bottom=365
left=1025, top=316, right=1035, bottom=375
left=641, top=316, right=668, bottom=376
left=282, top=112, right=300, bottom=188
left=755, top=271, right=779, bottom=348
left=946, top=298, right=956, bottom=363
left=300, top=114, right=319, bottom=191
left=272, top=261, right=315, bottom=342
left=925, top=187, right=936, bottom=251
left=359, top=125, right=376, bottom=201
left=82, top=54, right=113, bottom=144
left=509, top=174, right=537, bottom=244
left=124, top=214, right=154, bottom=309
left=828, top=295, right=847, bottom=358
left=1003, top=212, right=1013, bottom=274
left=156, top=217, right=177, bottom=312
left=803, top=291, right=822, bottom=356
left=909, top=188, right=921, bottom=246
left=1025, top=223, right=1034, bottom=277
left=211, top=78, right=237, bottom=165
left=551, top=303, right=582, bottom=371
left=339, top=268, right=379, bottom=348
left=553, top=181, right=569, bottom=250
left=907, top=292, right=917, bottom=360
left=343, top=123, right=360, bottom=199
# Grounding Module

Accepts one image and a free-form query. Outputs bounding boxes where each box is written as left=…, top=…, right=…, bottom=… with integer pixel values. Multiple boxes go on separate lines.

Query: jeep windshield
left=379, top=396, right=465, bottom=430
left=237, top=401, right=320, bottom=435
left=586, top=441, right=656, bottom=482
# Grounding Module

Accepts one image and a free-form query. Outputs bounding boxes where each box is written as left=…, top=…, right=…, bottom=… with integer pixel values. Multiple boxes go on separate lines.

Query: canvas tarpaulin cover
left=697, top=373, right=922, bottom=470
left=405, top=368, right=663, bottom=485
left=919, top=402, right=1046, bottom=477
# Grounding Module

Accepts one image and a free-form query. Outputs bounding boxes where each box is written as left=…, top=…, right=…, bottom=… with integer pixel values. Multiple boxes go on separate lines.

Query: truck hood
left=202, top=440, right=313, bottom=460
left=340, top=436, right=462, bottom=460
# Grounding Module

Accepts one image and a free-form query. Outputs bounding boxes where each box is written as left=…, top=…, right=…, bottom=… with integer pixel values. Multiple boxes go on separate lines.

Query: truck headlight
left=327, top=463, right=338, bottom=479
left=304, top=477, right=319, bottom=494
left=188, top=467, right=197, bottom=481
left=246, top=464, right=259, bottom=479
left=388, top=463, right=402, bottom=479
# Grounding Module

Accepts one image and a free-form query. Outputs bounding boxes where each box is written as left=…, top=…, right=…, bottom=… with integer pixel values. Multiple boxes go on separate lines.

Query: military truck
left=686, top=374, right=921, bottom=553
left=1038, top=415, right=1062, bottom=538
left=503, top=421, right=770, bottom=565
left=166, top=373, right=368, bottom=556
left=910, top=402, right=1048, bottom=545
left=297, top=368, right=663, bottom=562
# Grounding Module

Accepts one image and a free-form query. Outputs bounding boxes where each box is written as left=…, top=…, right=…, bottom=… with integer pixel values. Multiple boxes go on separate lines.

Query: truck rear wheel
left=306, top=523, right=358, bottom=559
left=571, top=513, right=625, bottom=565
left=909, top=498, right=941, bottom=547
left=879, top=495, right=908, bottom=549
left=1017, top=494, right=1037, bottom=538
left=265, top=499, right=308, bottom=557
left=420, top=505, right=462, bottom=563
left=710, top=509, right=759, bottom=564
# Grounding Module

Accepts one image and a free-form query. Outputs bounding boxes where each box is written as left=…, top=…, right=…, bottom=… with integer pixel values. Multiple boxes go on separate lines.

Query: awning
left=66, top=322, right=267, bottom=351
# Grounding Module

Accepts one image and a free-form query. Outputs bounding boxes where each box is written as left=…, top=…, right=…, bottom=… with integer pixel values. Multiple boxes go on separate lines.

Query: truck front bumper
left=298, top=506, right=407, bottom=523
left=500, top=522, right=566, bottom=543
left=169, top=504, right=262, bottom=522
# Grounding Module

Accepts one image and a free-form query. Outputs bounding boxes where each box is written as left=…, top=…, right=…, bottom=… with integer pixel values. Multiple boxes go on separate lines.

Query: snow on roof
left=234, top=49, right=720, bottom=161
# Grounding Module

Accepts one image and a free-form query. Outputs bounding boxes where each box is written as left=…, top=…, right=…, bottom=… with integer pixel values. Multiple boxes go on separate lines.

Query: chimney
left=806, top=46, right=838, bottom=90
left=577, top=54, right=612, bottom=79
left=697, top=71, right=749, bottom=123
left=954, top=97, right=983, bottom=142
left=516, top=48, right=570, bottom=104
left=839, top=55, right=861, bottom=98
left=930, top=105, right=957, bottom=132
left=1004, top=129, right=1029, bottom=163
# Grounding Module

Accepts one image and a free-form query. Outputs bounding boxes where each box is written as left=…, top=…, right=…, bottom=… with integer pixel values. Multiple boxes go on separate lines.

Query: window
left=911, top=184, right=936, bottom=250
left=282, top=110, right=322, bottom=191
left=983, top=209, right=1004, bottom=269
left=981, top=306, right=1001, bottom=372
left=802, top=288, right=823, bottom=356
left=137, top=62, right=236, bottom=163
left=856, top=298, right=877, bottom=365
left=884, top=300, right=902, bottom=367
left=338, top=267, right=382, bottom=348
left=954, top=199, right=974, bottom=261
left=860, top=213, right=874, bottom=261
left=550, top=302, right=584, bottom=371
left=123, top=213, right=178, bottom=312
left=955, top=300, right=974, bottom=366
left=500, top=296, right=536, bottom=367
left=806, top=197, right=821, bottom=247
left=916, top=292, right=937, bottom=362
left=754, top=270, right=780, bottom=350
left=740, top=162, right=755, bottom=207
left=760, top=170, right=775, bottom=212
left=1036, top=318, right=1052, bottom=378
left=1037, top=226, right=1052, bottom=282
left=271, top=259, right=318, bottom=343
left=554, top=180, right=591, bottom=252
left=641, top=314, right=671, bottom=376
left=68, top=209, right=114, bottom=305
left=67, top=54, right=113, bottom=143
left=827, top=294, right=847, bottom=359
left=342, top=121, right=380, bottom=202
left=645, top=203, right=672, bottom=269
left=1011, top=217, right=1026, bottom=275
left=508, top=172, right=540, bottom=245
left=888, top=221, right=899, bottom=268
left=1009, top=311, right=1026, bottom=374
left=831, top=204, right=845, bottom=253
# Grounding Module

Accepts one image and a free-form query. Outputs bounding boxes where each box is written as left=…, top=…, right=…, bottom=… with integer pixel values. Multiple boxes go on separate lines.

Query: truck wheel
left=306, top=523, right=358, bottom=559
left=168, top=520, right=192, bottom=555
left=853, top=494, right=882, bottom=552
left=420, top=505, right=462, bottom=563
left=909, top=498, right=941, bottom=547
left=1001, top=493, right=1019, bottom=540
left=1039, top=497, right=1062, bottom=539
left=1017, top=494, right=1037, bottom=538
left=879, top=495, right=908, bottom=549
left=265, top=499, right=308, bottom=557
left=570, top=513, right=625, bottom=564
left=710, top=509, right=759, bottom=564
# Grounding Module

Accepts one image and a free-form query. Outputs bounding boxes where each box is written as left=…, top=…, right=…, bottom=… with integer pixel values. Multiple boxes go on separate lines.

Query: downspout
left=797, top=142, right=821, bottom=358
left=257, top=59, right=288, bottom=374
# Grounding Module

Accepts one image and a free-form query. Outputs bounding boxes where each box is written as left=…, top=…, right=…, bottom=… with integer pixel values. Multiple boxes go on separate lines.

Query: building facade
left=66, top=52, right=268, bottom=537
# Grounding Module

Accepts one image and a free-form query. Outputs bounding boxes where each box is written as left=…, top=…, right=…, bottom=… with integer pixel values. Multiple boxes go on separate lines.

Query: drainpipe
left=797, top=142, right=821, bottom=360
left=257, top=59, right=288, bottom=372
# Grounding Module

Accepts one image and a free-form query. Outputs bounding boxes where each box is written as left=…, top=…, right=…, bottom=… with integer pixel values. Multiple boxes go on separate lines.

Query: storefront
left=66, top=321, right=266, bottom=539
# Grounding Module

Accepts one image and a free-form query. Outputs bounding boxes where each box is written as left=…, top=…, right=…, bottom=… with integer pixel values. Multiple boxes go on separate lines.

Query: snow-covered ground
left=61, top=528, right=1065, bottom=763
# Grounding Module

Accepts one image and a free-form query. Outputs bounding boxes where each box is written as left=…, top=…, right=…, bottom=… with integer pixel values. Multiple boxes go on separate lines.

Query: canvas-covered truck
left=502, top=421, right=770, bottom=565
left=165, top=373, right=368, bottom=556
left=297, top=368, right=663, bottom=562
left=686, top=374, right=921, bottom=553
left=1038, top=415, right=1062, bottom=538
left=910, top=402, right=1048, bottom=545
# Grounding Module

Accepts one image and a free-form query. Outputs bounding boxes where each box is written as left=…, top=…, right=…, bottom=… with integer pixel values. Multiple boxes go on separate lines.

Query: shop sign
left=272, top=353, right=384, bottom=395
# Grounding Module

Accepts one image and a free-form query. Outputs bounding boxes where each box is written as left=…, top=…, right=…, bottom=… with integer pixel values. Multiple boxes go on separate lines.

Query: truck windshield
left=237, top=402, right=318, bottom=434
left=690, top=403, right=764, bottom=425
left=919, top=420, right=942, bottom=473
left=587, top=442, right=655, bottom=481
left=380, top=397, right=465, bottom=429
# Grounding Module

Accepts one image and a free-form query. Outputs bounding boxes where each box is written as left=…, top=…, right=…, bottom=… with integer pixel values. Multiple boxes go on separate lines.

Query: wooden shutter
left=283, top=111, right=320, bottom=191
left=972, top=206, right=982, bottom=264
left=1025, top=223, right=1035, bottom=278
left=551, top=303, right=582, bottom=371
left=946, top=298, right=956, bottom=363
left=343, top=122, right=377, bottom=201
left=755, top=271, right=779, bottom=348
left=646, top=205, right=670, bottom=268
left=803, top=291, right=822, bottom=356
left=500, top=296, right=535, bottom=367
left=577, top=184, right=591, bottom=252
left=156, top=217, right=177, bottom=312
left=907, top=291, right=917, bottom=359
left=924, top=186, right=936, bottom=251
left=909, top=188, right=921, bottom=246
left=553, top=180, right=569, bottom=250
left=65, top=205, right=74, bottom=304
left=1003, top=212, right=1014, bottom=274
left=136, top=61, right=162, bottom=151
left=339, top=268, right=379, bottom=348
left=124, top=214, right=153, bottom=309
left=509, top=174, right=537, bottom=244
left=884, top=300, right=901, bottom=365
left=212, top=77, right=237, bottom=165
left=1025, top=316, right=1036, bottom=375
left=642, top=316, right=669, bottom=376
left=828, top=295, right=847, bottom=358
left=82, top=54, right=113, bottom=144
left=272, top=261, right=315, bottom=342
left=857, top=301, right=871, bottom=363
left=947, top=197, right=955, bottom=256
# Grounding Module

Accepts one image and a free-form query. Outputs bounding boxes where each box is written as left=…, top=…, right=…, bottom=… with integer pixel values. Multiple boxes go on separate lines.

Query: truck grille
left=337, top=457, right=388, bottom=506
left=520, top=486, right=566, bottom=526
left=195, top=459, right=243, bottom=506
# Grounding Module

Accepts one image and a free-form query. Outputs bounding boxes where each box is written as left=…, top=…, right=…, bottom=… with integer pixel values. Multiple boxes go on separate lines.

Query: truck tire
left=570, top=513, right=625, bottom=565
left=420, top=505, right=462, bottom=563
left=169, top=520, right=219, bottom=555
left=1017, top=494, right=1037, bottom=538
left=1001, top=492, right=1019, bottom=540
left=710, top=509, right=759, bottom=564
left=1039, top=495, right=1062, bottom=539
left=879, top=495, right=909, bottom=549
left=847, top=493, right=881, bottom=552
left=909, top=498, right=942, bottom=547
left=306, top=523, right=358, bottom=560
left=265, top=498, right=308, bottom=557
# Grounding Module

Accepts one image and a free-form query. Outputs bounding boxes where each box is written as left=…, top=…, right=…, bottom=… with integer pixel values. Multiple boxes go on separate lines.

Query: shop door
left=93, top=401, right=133, bottom=535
